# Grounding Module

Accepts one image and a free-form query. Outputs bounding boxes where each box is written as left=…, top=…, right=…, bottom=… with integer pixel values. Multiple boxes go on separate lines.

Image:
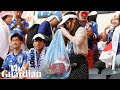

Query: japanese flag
left=99, top=42, right=113, bottom=62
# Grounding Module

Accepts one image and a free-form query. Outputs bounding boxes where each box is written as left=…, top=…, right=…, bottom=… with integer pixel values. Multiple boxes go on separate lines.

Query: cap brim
left=58, top=17, right=68, bottom=26
left=32, top=34, right=45, bottom=41
left=58, top=14, right=77, bottom=26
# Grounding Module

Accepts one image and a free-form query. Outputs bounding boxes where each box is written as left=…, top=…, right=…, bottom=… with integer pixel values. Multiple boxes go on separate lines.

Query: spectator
left=0, top=11, right=14, bottom=72
left=37, top=15, right=61, bottom=46
left=26, top=33, right=48, bottom=78
left=102, top=14, right=119, bottom=43
left=98, top=12, right=120, bottom=71
left=77, top=11, right=100, bottom=68
left=88, top=11, right=97, bottom=22
left=111, top=12, right=120, bottom=73
left=59, top=12, right=88, bottom=79
left=9, top=11, right=29, bottom=51
left=1, top=33, right=29, bottom=78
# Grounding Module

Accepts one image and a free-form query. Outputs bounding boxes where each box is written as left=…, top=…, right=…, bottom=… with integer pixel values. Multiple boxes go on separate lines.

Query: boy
left=1, top=33, right=29, bottom=78
left=26, top=33, right=48, bottom=78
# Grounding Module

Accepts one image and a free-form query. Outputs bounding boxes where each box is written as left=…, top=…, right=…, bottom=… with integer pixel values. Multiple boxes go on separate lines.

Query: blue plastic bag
left=40, top=29, right=71, bottom=79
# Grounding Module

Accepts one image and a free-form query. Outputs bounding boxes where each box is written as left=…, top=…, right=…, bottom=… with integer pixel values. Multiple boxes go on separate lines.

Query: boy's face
left=33, top=39, right=45, bottom=51
left=14, top=11, right=23, bottom=19
left=50, top=18, right=59, bottom=27
left=11, top=37, right=22, bottom=49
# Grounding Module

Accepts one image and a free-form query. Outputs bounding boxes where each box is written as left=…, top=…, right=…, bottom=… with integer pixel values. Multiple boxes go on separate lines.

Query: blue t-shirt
left=38, top=21, right=52, bottom=36
left=106, top=27, right=115, bottom=43
left=89, top=21, right=99, bottom=41
left=9, top=18, right=29, bottom=39
left=1, top=50, right=29, bottom=77
left=37, top=21, right=52, bottom=46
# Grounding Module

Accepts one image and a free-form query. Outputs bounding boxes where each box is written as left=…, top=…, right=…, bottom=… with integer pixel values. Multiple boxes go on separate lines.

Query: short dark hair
left=33, top=37, right=46, bottom=43
left=2, top=15, right=8, bottom=21
left=11, top=33, right=23, bottom=41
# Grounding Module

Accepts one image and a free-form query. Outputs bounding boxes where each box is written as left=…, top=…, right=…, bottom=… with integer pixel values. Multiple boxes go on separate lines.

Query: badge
left=17, top=56, right=23, bottom=63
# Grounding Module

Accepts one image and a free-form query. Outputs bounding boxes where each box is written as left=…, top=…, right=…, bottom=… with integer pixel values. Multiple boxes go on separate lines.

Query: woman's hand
left=60, top=27, right=69, bottom=37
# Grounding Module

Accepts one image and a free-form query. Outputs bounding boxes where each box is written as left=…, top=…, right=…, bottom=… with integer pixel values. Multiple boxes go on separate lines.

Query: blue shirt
left=106, top=27, right=115, bottom=43
left=37, top=21, right=52, bottom=46
left=9, top=18, right=29, bottom=39
left=81, top=22, right=99, bottom=50
left=1, top=50, right=29, bottom=77
left=89, top=21, right=99, bottom=41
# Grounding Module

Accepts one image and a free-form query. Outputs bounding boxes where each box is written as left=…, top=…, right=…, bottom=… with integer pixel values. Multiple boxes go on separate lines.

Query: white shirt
left=0, top=17, right=10, bottom=60
left=70, top=27, right=88, bottom=56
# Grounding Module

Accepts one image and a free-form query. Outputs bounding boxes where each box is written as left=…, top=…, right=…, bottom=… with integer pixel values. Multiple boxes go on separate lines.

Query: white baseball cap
left=32, top=34, right=45, bottom=41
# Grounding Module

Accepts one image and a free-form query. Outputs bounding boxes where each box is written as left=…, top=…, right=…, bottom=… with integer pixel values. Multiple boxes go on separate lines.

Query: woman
left=0, top=11, right=14, bottom=72
left=99, top=12, right=120, bottom=69
left=102, top=15, right=120, bottom=43
left=58, top=12, right=88, bottom=79
left=112, top=12, right=120, bottom=73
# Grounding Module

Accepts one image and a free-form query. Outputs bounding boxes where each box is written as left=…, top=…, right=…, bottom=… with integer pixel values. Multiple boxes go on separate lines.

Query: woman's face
left=5, top=15, right=13, bottom=25
left=64, top=19, right=75, bottom=31
left=111, top=18, right=120, bottom=27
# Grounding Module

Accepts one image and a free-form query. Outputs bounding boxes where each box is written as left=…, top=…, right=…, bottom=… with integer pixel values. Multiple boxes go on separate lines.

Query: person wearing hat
left=58, top=12, right=88, bottom=79
left=1, top=33, right=29, bottom=79
left=102, top=13, right=120, bottom=44
left=0, top=11, right=14, bottom=72
left=101, top=12, right=120, bottom=73
left=37, top=15, right=62, bottom=46
left=25, top=33, right=48, bottom=78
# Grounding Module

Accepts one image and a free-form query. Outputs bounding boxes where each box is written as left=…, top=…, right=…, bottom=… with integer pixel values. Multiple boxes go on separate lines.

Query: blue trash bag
left=40, top=29, right=71, bottom=79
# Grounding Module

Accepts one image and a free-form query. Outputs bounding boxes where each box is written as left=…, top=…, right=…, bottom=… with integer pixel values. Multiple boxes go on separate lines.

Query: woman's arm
left=61, top=27, right=86, bottom=46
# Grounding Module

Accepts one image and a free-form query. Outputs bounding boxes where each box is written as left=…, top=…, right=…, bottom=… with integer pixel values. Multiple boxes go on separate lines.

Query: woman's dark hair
left=63, top=11, right=80, bottom=36
left=2, top=15, right=8, bottom=21
left=62, top=12, right=80, bottom=45
left=88, top=15, right=97, bottom=22
left=11, top=33, right=23, bottom=41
